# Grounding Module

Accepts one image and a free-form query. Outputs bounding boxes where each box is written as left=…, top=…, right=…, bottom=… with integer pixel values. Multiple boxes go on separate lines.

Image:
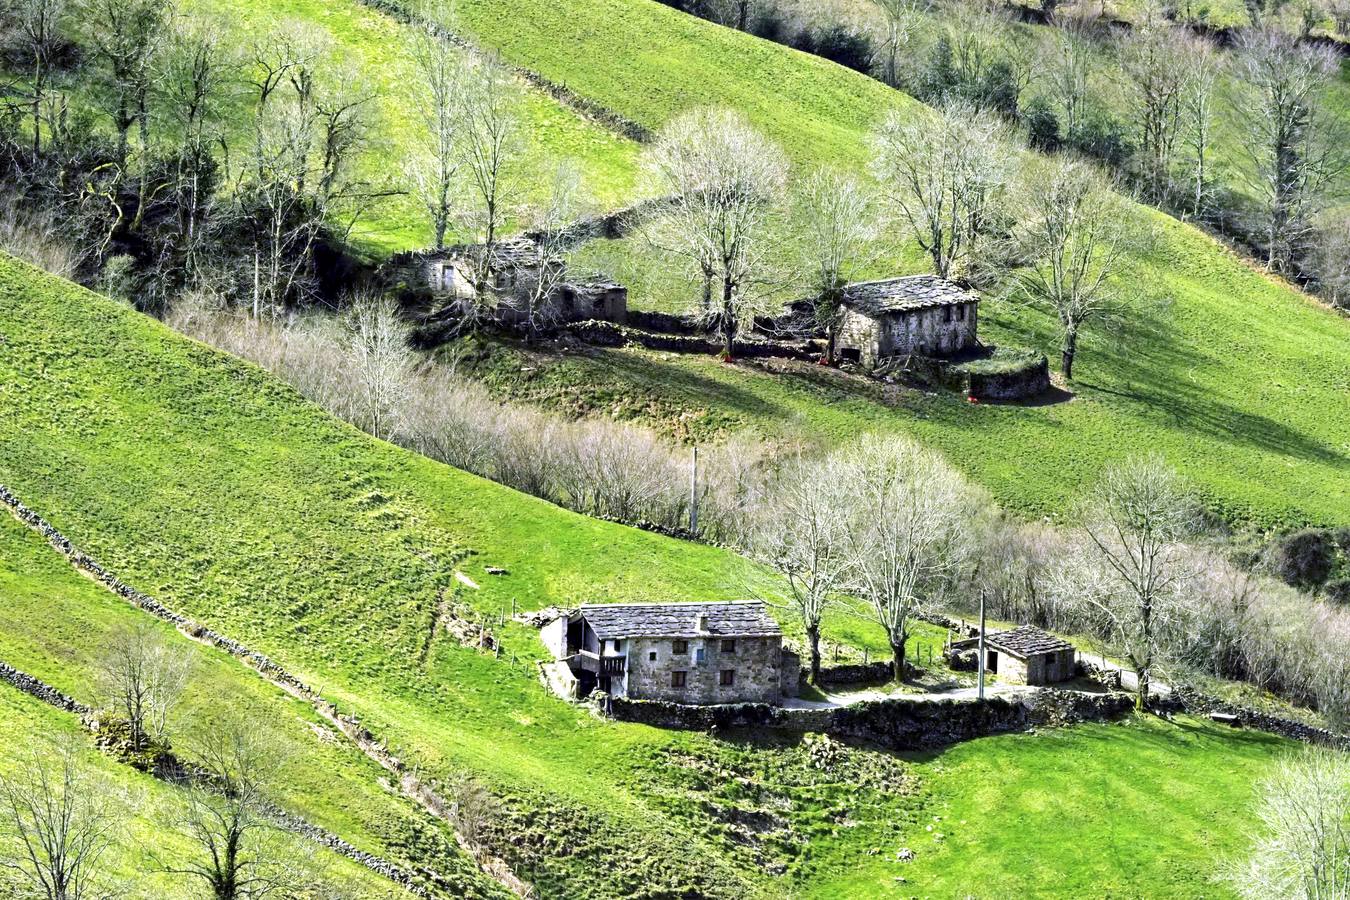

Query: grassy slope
left=421, top=0, right=1350, bottom=529
left=0, top=511, right=496, bottom=897
left=0, top=254, right=1300, bottom=896
left=0, top=688, right=411, bottom=899
left=35, top=0, right=640, bottom=254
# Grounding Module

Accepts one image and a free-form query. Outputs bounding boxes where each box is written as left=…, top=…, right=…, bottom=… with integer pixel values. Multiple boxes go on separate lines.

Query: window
left=720, top=639, right=736, bottom=654
left=695, top=648, right=706, bottom=664
left=957, top=304, right=966, bottom=321
left=943, top=305, right=953, bottom=323
left=610, top=639, right=623, bottom=652
left=671, top=671, right=687, bottom=688
left=672, top=639, right=688, bottom=654
left=648, top=651, right=657, bottom=662
left=719, top=669, right=735, bottom=686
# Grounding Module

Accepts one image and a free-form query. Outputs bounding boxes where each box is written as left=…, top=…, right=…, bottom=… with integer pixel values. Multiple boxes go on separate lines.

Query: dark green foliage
left=976, top=58, right=1020, bottom=119
left=1068, top=112, right=1131, bottom=169
left=1326, top=578, right=1350, bottom=606
left=917, top=34, right=959, bottom=103
left=1024, top=97, right=1063, bottom=152
left=809, top=25, right=874, bottom=74
left=1270, top=528, right=1337, bottom=590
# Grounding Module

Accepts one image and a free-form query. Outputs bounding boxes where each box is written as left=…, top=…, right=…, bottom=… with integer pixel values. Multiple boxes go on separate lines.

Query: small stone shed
left=396, top=237, right=627, bottom=326
left=834, top=275, right=978, bottom=367
left=541, top=601, right=798, bottom=705
left=954, top=625, right=1077, bottom=686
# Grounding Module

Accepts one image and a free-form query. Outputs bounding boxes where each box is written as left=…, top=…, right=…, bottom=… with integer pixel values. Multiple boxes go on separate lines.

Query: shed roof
left=578, top=601, right=781, bottom=639
left=987, top=625, right=1075, bottom=659
left=842, top=275, right=977, bottom=317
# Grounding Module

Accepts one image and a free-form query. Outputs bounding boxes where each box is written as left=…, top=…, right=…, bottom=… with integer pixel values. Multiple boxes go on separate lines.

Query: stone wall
left=1162, top=686, right=1350, bottom=750
left=0, top=660, right=91, bottom=716
left=624, top=635, right=784, bottom=704
left=811, top=660, right=895, bottom=686
left=562, top=320, right=818, bottom=361
left=966, top=354, right=1051, bottom=401
left=609, top=689, right=1136, bottom=751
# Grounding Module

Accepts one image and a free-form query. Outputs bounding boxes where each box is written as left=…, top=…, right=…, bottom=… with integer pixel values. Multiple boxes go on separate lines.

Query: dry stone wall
left=609, top=689, right=1135, bottom=751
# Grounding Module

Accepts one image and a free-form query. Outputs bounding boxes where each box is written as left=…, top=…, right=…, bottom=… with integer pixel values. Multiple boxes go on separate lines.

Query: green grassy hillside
left=414, top=0, right=1350, bottom=529
left=0, top=252, right=1304, bottom=897
left=0, top=687, right=414, bottom=899
left=0, top=510, right=498, bottom=897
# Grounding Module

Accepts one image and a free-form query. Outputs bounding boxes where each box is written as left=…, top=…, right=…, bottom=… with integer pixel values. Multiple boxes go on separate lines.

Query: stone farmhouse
left=541, top=601, right=799, bottom=705
left=835, top=275, right=979, bottom=367
left=954, top=625, right=1077, bottom=686
left=402, top=237, right=628, bottom=326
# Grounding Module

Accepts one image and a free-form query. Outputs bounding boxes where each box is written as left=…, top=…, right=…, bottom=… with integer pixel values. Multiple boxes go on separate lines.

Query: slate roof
left=578, top=601, right=781, bottom=639
left=842, top=275, right=977, bottom=317
left=986, top=625, right=1075, bottom=659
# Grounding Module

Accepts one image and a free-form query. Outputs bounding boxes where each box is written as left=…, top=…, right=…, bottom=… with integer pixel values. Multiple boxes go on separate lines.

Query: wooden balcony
left=601, top=655, right=626, bottom=676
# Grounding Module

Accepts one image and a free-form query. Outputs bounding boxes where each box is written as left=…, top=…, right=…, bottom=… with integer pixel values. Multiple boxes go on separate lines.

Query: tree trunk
left=1061, top=328, right=1078, bottom=380
left=807, top=626, right=821, bottom=685
left=721, top=277, right=736, bottom=358
left=890, top=639, right=907, bottom=683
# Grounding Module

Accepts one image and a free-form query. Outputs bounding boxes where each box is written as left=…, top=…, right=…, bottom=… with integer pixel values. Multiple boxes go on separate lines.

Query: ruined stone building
left=834, top=275, right=978, bottom=367
left=397, top=237, right=627, bottom=326
left=954, top=625, right=1077, bottom=686
left=541, top=601, right=799, bottom=704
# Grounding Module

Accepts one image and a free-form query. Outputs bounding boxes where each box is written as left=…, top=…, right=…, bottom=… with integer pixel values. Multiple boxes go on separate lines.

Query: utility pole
left=977, top=590, right=987, bottom=701
left=689, top=446, right=699, bottom=534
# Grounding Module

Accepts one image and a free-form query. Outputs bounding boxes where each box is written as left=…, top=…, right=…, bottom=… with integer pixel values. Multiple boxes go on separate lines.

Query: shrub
left=1270, top=528, right=1337, bottom=590
left=811, top=25, right=874, bottom=74
left=1325, top=578, right=1350, bottom=606
left=1023, top=98, right=1062, bottom=152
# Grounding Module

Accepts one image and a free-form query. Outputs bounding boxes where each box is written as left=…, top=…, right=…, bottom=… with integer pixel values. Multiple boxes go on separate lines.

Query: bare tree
left=96, top=622, right=192, bottom=754
left=796, top=167, right=877, bottom=362
left=1119, top=7, right=1191, bottom=202
left=161, top=14, right=233, bottom=281
left=520, top=161, right=582, bottom=339
left=1011, top=157, right=1135, bottom=381
left=1236, top=29, right=1347, bottom=275
left=339, top=291, right=415, bottom=441
left=170, top=721, right=295, bottom=900
left=410, top=0, right=461, bottom=251
left=9, top=0, right=68, bottom=158
left=871, top=103, right=1009, bottom=281
left=840, top=435, right=977, bottom=681
left=1044, top=22, right=1094, bottom=141
left=644, top=106, right=789, bottom=356
left=754, top=454, right=852, bottom=683
left=455, top=55, right=521, bottom=315
left=1179, top=35, right=1222, bottom=220
left=85, top=0, right=172, bottom=214
left=1228, top=748, right=1350, bottom=900
left=0, top=745, right=113, bottom=900
left=1074, top=455, right=1200, bottom=708
left=871, top=0, right=928, bottom=88
left=235, top=24, right=382, bottom=318
left=1331, top=0, right=1350, bottom=35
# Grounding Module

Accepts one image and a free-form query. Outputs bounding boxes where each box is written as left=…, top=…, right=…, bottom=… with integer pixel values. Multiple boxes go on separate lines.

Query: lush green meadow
left=0, top=510, right=496, bottom=897
left=0, top=253, right=1305, bottom=895
left=392, top=0, right=1350, bottom=530
left=0, top=682, right=414, bottom=898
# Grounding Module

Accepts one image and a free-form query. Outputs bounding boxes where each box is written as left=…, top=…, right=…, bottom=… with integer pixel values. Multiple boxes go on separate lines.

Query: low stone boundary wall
left=1162, top=686, right=1350, bottom=750
left=966, top=355, right=1051, bottom=402
left=810, top=660, right=895, bottom=686
left=609, top=689, right=1135, bottom=751
left=0, top=660, right=91, bottom=716
left=564, top=319, right=818, bottom=361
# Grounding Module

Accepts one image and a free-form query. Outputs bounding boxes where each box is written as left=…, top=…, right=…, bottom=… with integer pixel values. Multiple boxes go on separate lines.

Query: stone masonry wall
left=609, top=689, right=1136, bottom=751
left=624, top=635, right=783, bottom=704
